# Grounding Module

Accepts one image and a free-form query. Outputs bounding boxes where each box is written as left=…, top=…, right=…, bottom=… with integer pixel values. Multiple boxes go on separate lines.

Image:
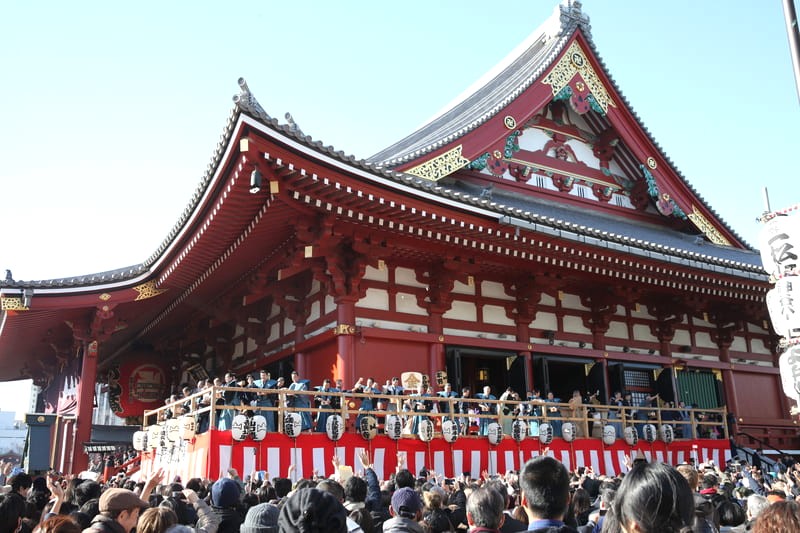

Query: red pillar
left=72, top=340, right=98, bottom=473
left=336, top=297, right=356, bottom=386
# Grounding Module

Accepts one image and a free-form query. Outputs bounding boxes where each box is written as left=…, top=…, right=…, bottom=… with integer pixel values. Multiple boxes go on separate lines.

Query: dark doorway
left=532, top=356, right=598, bottom=402
left=446, top=347, right=527, bottom=397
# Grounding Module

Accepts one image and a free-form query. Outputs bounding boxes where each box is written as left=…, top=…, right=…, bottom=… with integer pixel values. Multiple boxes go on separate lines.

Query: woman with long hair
left=604, top=462, right=694, bottom=533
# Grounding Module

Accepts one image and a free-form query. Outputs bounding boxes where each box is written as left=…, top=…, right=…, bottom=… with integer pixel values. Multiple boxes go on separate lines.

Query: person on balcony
left=437, top=383, right=458, bottom=426
left=544, top=391, right=562, bottom=437
left=314, top=378, right=335, bottom=432
left=253, top=369, right=276, bottom=432
left=458, top=387, right=474, bottom=435
left=407, top=384, right=432, bottom=435
left=476, top=386, right=497, bottom=436
left=287, top=371, right=313, bottom=432
left=351, top=377, right=381, bottom=430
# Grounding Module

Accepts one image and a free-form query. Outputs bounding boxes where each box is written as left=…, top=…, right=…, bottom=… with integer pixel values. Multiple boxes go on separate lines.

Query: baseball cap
left=99, top=488, right=149, bottom=513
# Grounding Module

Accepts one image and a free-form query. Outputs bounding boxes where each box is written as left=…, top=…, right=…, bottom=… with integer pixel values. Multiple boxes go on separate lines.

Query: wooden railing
left=143, top=386, right=728, bottom=440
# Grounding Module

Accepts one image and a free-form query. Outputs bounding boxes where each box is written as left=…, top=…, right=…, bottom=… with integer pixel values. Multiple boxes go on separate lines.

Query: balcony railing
left=143, top=386, right=728, bottom=440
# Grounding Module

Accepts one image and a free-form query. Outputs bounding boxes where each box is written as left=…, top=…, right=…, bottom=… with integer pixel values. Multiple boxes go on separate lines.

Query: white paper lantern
left=132, top=431, right=147, bottom=451
left=659, top=424, right=674, bottom=444
left=642, top=424, right=657, bottom=443
left=359, top=416, right=378, bottom=440
left=231, top=414, right=249, bottom=441
left=539, top=423, right=554, bottom=445
left=385, top=414, right=402, bottom=440
left=326, top=415, right=345, bottom=441
left=623, top=426, right=638, bottom=446
left=284, top=412, right=302, bottom=438
left=418, top=419, right=435, bottom=442
left=251, top=415, right=267, bottom=441
left=561, top=422, right=576, bottom=443
left=179, top=416, right=196, bottom=441
left=487, top=422, right=503, bottom=445
left=779, top=347, right=800, bottom=401
left=442, top=420, right=459, bottom=443
left=147, top=425, right=161, bottom=450
left=767, top=278, right=800, bottom=338
left=511, top=420, right=527, bottom=443
left=166, top=419, right=181, bottom=442
left=602, top=424, right=616, bottom=446
left=759, top=215, right=800, bottom=277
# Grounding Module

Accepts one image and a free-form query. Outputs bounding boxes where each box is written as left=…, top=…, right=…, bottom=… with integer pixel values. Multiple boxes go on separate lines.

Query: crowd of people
left=158, top=371, right=725, bottom=441
left=2, top=448, right=800, bottom=532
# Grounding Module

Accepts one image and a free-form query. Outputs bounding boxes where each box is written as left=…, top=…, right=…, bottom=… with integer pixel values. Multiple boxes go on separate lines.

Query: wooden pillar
left=72, top=340, right=98, bottom=473
left=336, top=297, right=357, bottom=386
left=522, top=350, right=533, bottom=392
left=713, top=327, right=740, bottom=418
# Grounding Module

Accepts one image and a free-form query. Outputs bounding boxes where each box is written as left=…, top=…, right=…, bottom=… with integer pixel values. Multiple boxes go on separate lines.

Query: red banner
left=141, top=432, right=730, bottom=483
left=110, top=355, right=169, bottom=417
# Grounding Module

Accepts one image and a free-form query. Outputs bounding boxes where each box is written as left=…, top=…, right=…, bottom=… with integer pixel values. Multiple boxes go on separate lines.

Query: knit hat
left=278, top=488, right=347, bottom=533
left=391, top=487, right=423, bottom=518
left=240, top=502, right=279, bottom=533
left=211, top=478, right=241, bottom=508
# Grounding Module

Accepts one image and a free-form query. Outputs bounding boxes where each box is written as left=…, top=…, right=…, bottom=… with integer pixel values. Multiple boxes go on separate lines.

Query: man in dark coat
left=515, top=456, right=578, bottom=533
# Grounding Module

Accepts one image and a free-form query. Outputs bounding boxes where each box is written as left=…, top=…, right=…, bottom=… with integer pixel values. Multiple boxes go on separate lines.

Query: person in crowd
left=516, top=455, right=576, bottom=533
left=84, top=488, right=150, bottom=533
left=252, top=370, right=276, bottom=432
left=210, top=478, right=243, bottom=533
left=476, top=386, right=497, bottom=436
left=605, top=462, right=694, bottom=533
left=383, top=487, right=425, bottom=533
left=278, top=487, right=348, bottom=533
left=752, top=500, right=800, bottom=533
left=466, top=485, right=505, bottom=532
left=137, top=507, right=178, bottom=533
left=676, top=462, right=718, bottom=533
left=421, top=483, right=452, bottom=533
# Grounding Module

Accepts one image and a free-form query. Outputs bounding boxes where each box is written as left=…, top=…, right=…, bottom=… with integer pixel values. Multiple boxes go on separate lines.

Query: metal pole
left=784, top=0, right=800, bottom=104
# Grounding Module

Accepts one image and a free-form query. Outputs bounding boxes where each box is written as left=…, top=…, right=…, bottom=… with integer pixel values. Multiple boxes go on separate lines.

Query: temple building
left=0, top=1, right=793, bottom=474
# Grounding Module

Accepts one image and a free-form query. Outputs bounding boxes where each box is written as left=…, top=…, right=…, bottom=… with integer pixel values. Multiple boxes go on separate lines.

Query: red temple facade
left=1, top=2, right=794, bottom=474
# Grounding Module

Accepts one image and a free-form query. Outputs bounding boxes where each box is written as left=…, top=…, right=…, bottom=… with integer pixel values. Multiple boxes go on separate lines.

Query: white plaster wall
left=604, top=321, right=628, bottom=339
left=483, top=304, right=514, bottom=326
left=730, top=336, right=747, bottom=352
left=445, top=300, right=478, bottom=322
left=396, top=293, right=426, bottom=315
left=310, top=279, right=321, bottom=296
left=357, top=288, right=390, bottom=311
left=270, top=323, right=281, bottom=339
left=747, top=321, right=769, bottom=335
left=540, top=293, right=556, bottom=306
left=325, top=294, right=336, bottom=315
left=632, top=324, right=658, bottom=342
left=561, top=293, right=587, bottom=310
left=233, top=342, right=243, bottom=359
left=565, top=139, right=600, bottom=168
left=481, top=280, right=509, bottom=299
left=531, top=311, right=558, bottom=330
left=234, top=325, right=244, bottom=337
left=364, top=265, right=389, bottom=282
left=563, top=315, right=591, bottom=334
left=396, top=267, right=426, bottom=288
left=749, top=338, right=770, bottom=355
left=696, top=332, right=715, bottom=349
left=672, top=329, right=691, bottom=346
left=452, top=279, right=475, bottom=296
left=268, top=302, right=280, bottom=320
left=630, top=304, right=650, bottom=320
left=518, top=128, right=551, bottom=152
left=246, top=338, right=257, bottom=354
left=309, top=300, right=321, bottom=323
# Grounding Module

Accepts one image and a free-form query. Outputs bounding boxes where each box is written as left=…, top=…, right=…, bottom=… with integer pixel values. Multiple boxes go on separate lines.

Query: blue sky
left=0, top=2, right=798, bottom=414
